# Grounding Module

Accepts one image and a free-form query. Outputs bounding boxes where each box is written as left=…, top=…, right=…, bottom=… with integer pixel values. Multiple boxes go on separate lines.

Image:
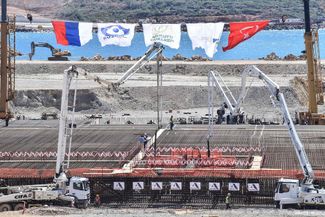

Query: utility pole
left=0, top=0, right=9, bottom=125
left=303, top=0, right=318, bottom=114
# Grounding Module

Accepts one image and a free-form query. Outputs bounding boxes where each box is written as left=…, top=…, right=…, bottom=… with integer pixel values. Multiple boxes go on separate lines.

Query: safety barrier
left=145, top=146, right=263, bottom=155
left=0, top=151, right=130, bottom=160
left=136, top=159, right=252, bottom=167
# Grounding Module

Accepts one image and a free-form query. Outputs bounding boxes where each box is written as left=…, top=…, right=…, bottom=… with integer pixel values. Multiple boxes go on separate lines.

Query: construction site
left=1, top=0, right=325, bottom=216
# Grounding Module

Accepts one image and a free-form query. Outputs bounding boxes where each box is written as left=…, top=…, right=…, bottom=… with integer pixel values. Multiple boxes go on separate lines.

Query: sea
left=15, top=29, right=324, bottom=61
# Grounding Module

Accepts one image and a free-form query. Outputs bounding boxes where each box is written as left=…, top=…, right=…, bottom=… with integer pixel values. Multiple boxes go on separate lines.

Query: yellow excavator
left=297, top=0, right=325, bottom=125
left=28, top=42, right=71, bottom=61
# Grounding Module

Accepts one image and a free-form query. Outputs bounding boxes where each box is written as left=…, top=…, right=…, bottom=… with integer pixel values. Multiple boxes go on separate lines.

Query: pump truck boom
left=0, top=66, right=90, bottom=212
left=79, top=42, right=164, bottom=91
left=208, top=71, right=244, bottom=124
left=240, top=66, right=325, bottom=208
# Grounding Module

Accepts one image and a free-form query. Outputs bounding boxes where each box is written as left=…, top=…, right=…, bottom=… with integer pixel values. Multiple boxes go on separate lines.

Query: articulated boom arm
left=55, top=66, right=79, bottom=182
left=115, top=42, right=164, bottom=87
left=208, top=71, right=239, bottom=115
left=75, top=43, right=164, bottom=91
left=243, top=66, right=314, bottom=184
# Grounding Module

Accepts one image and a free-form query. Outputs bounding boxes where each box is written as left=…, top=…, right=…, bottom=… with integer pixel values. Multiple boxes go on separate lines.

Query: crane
left=238, top=65, right=325, bottom=208
left=207, top=71, right=245, bottom=124
left=0, top=66, right=90, bottom=212
left=298, top=0, right=325, bottom=125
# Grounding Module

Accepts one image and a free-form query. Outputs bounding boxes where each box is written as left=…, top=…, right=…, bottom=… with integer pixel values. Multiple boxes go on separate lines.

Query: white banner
left=113, top=182, right=125, bottom=191
left=209, top=182, right=221, bottom=191
left=170, top=182, right=182, bottom=190
left=247, top=183, right=260, bottom=192
left=229, top=182, right=240, bottom=191
left=151, top=182, right=163, bottom=190
left=187, top=23, right=224, bottom=58
left=143, top=24, right=181, bottom=49
left=133, top=182, right=144, bottom=190
left=190, top=182, right=201, bottom=190
left=97, top=23, right=136, bottom=47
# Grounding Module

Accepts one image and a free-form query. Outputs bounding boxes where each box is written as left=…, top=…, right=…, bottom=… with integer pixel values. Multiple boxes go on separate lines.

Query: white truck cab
left=66, top=177, right=90, bottom=208
left=274, top=178, right=301, bottom=207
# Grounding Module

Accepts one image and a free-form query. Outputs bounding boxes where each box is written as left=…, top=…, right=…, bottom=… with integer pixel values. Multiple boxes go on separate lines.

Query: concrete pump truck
left=238, top=66, right=325, bottom=208
left=0, top=66, right=90, bottom=212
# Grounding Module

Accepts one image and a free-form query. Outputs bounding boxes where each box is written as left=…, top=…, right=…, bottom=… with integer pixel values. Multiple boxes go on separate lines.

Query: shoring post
left=155, top=44, right=163, bottom=156
left=207, top=72, right=214, bottom=158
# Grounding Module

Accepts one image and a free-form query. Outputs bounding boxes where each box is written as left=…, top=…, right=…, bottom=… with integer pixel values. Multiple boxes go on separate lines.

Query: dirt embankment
left=12, top=61, right=318, bottom=120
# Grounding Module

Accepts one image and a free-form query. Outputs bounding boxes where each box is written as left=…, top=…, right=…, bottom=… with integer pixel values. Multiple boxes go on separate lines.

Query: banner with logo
left=228, top=182, right=240, bottom=191
left=223, top=20, right=269, bottom=52
left=190, top=182, right=201, bottom=190
left=208, top=182, right=221, bottom=191
left=170, top=182, right=182, bottom=190
left=97, top=23, right=136, bottom=47
left=113, top=182, right=125, bottom=191
left=247, top=183, right=260, bottom=192
left=151, top=182, right=163, bottom=190
left=143, top=24, right=181, bottom=49
left=187, top=23, right=224, bottom=58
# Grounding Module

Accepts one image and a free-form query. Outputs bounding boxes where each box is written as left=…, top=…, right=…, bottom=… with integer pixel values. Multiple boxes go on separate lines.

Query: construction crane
left=298, top=0, right=325, bottom=124
left=28, top=42, right=71, bottom=61
left=0, top=0, right=16, bottom=127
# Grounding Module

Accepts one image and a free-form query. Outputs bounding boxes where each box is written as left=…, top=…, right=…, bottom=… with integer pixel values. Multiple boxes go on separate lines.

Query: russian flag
left=52, top=21, right=93, bottom=46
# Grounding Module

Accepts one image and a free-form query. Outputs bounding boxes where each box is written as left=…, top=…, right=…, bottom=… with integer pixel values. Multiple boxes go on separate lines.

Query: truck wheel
left=80, top=201, right=88, bottom=209
left=14, top=203, right=25, bottom=211
left=275, top=201, right=280, bottom=209
left=0, top=204, right=12, bottom=212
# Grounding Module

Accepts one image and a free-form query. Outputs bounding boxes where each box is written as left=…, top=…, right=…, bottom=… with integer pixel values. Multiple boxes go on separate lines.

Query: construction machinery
left=0, top=0, right=16, bottom=126
left=207, top=71, right=245, bottom=124
left=234, top=65, right=325, bottom=208
left=297, top=0, right=325, bottom=125
left=78, top=42, right=164, bottom=91
left=28, top=42, right=71, bottom=61
left=0, top=66, right=90, bottom=212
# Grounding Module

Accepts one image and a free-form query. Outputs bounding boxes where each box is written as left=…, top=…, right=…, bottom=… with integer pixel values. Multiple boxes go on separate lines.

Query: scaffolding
left=0, top=15, right=16, bottom=121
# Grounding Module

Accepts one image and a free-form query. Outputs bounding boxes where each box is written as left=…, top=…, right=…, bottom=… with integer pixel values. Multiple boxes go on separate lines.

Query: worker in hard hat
left=225, top=192, right=231, bottom=209
left=95, top=194, right=101, bottom=207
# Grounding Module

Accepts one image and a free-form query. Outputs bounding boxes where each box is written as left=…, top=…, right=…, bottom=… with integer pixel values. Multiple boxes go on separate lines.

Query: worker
left=95, top=194, right=101, bottom=207
left=169, top=115, right=174, bottom=130
left=27, top=13, right=33, bottom=24
left=143, top=133, right=148, bottom=150
left=225, top=193, right=231, bottom=209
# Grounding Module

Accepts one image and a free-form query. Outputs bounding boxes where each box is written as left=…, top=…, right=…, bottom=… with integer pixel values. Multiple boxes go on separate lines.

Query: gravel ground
left=1, top=207, right=324, bottom=217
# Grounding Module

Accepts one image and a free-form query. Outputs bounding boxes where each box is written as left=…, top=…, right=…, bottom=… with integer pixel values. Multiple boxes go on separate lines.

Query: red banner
left=223, top=20, right=270, bottom=52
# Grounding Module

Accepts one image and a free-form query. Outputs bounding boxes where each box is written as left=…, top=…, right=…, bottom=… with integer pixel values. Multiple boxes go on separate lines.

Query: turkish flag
left=222, top=20, right=270, bottom=52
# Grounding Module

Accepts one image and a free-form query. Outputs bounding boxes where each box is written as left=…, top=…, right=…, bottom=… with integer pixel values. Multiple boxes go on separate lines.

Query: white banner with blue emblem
left=187, top=23, right=224, bottom=58
left=97, top=23, right=136, bottom=47
left=143, top=24, right=181, bottom=49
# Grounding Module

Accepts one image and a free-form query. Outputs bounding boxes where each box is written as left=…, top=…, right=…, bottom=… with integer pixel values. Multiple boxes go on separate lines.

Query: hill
left=8, top=0, right=325, bottom=23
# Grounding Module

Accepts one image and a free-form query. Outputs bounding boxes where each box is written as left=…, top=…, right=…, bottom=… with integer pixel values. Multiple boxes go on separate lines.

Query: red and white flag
left=223, top=20, right=269, bottom=52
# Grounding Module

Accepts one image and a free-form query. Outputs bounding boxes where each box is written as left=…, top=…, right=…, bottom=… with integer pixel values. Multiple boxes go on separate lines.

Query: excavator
left=28, top=42, right=71, bottom=61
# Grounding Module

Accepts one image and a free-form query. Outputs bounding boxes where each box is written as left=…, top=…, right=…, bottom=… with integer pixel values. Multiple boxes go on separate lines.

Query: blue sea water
left=15, top=29, right=322, bottom=61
